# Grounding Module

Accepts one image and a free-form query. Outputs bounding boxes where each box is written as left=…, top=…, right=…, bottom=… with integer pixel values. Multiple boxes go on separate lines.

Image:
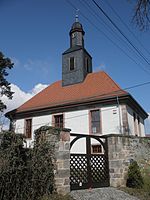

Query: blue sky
left=0, top=0, right=150, bottom=133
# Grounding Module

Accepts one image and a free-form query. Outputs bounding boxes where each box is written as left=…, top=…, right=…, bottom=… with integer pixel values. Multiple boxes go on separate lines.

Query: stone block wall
left=55, top=130, right=70, bottom=195
left=42, top=127, right=71, bottom=195
left=106, top=134, right=150, bottom=187
left=36, top=128, right=150, bottom=192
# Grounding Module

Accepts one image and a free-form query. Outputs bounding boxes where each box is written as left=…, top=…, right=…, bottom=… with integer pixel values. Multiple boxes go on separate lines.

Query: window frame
left=24, top=118, right=32, bottom=139
left=53, top=114, right=64, bottom=129
left=90, top=109, right=101, bottom=134
left=91, top=144, right=102, bottom=154
left=137, top=116, right=141, bottom=136
left=69, top=57, right=75, bottom=71
left=133, top=112, right=137, bottom=135
left=85, top=57, right=89, bottom=73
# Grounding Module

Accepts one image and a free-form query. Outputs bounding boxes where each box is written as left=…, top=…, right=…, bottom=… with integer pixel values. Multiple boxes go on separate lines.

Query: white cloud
left=94, top=63, right=106, bottom=72
left=0, top=83, right=48, bottom=130
left=30, top=83, right=48, bottom=95
left=2, top=84, right=32, bottom=112
left=4, top=83, right=48, bottom=112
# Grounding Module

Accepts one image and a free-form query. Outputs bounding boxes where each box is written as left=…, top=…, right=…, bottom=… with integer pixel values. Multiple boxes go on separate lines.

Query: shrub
left=30, top=134, right=55, bottom=199
left=0, top=130, right=55, bottom=200
left=0, top=131, right=31, bottom=200
left=126, top=160, right=144, bottom=188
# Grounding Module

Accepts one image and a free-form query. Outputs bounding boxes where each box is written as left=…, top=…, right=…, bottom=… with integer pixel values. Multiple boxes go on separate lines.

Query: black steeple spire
left=62, top=17, right=92, bottom=87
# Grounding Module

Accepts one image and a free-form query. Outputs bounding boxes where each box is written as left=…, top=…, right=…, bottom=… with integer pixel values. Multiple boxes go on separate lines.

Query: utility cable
left=12, top=79, right=150, bottom=132
left=78, top=0, right=143, bottom=60
left=92, top=0, right=150, bottom=66
left=65, top=0, right=150, bottom=75
left=103, top=0, right=150, bottom=57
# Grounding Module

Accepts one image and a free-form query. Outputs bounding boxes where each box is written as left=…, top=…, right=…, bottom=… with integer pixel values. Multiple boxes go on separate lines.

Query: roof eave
left=124, top=94, right=148, bottom=119
left=7, top=93, right=148, bottom=120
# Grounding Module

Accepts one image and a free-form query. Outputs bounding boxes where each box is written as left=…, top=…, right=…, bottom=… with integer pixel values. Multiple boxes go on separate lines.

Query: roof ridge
left=14, top=71, right=128, bottom=113
left=102, top=71, right=125, bottom=91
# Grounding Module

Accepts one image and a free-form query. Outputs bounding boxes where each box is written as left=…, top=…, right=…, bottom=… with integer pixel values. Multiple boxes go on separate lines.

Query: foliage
left=0, top=130, right=55, bottom=200
left=0, top=52, right=14, bottom=111
left=120, top=159, right=150, bottom=200
left=120, top=187, right=150, bottom=200
left=126, top=160, right=144, bottom=188
left=0, top=131, right=31, bottom=200
left=132, top=0, right=150, bottom=30
left=30, top=130, right=55, bottom=199
left=141, top=160, right=150, bottom=193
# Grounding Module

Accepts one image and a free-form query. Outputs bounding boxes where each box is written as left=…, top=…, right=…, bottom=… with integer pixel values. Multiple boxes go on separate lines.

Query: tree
left=132, top=0, right=150, bottom=30
left=126, top=160, right=144, bottom=188
left=0, top=52, right=14, bottom=112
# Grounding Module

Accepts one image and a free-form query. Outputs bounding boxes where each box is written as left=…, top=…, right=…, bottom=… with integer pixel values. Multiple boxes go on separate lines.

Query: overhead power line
left=65, top=0, right=150, bottom=76
left=103, top=0, right=150, bottom=57
left=12, top=79, right=150, bottom=122
left=92, top=0, right=150, bottom=66
left=13, top=79, right=150, bottom=131
left=78, top=0, right=150, bottom=74
left=78, top=0, right=142, bottom=59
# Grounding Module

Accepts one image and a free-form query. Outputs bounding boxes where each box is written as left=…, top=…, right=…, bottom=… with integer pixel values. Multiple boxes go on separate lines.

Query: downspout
left=117, top=96, right=122, bottom=134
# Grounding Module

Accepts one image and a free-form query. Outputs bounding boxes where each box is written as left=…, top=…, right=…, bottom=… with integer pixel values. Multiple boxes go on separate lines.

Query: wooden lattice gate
left=70, top=134, right=110, bottom=190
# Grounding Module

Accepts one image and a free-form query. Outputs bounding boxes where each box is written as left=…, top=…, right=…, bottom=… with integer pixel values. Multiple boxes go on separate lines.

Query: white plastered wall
left=127, top=105, right=145, bottom=136
left=101, top=105, right=122, bottom=135
left=127, top=105, right=134, bottom=135
left=16, top=104, right=143, bottom=149
left=15, top=105, right=123, bottom=137
left=65, top=110, right=89, bottom=134
left=15, top=114, right=52, bottom=148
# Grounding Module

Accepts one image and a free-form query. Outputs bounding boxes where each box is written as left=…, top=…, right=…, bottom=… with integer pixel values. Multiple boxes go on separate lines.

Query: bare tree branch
left=132, top=0, right=150, bottom=30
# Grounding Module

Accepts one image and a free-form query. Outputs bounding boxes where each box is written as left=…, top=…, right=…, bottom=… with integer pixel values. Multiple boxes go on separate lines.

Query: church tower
left=62, top=17, right=92, bottom=86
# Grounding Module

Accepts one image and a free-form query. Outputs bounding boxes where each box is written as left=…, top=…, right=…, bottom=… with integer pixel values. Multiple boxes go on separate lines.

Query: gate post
left=86, top=135, right=92, bottom=188
left=54, top=128, right=71, bottom=195
left=36, top=126, right=71, bottom=195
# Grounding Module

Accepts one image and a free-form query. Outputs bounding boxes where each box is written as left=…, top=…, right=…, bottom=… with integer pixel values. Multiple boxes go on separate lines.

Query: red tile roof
left=16, top=71, right=127, bottom=113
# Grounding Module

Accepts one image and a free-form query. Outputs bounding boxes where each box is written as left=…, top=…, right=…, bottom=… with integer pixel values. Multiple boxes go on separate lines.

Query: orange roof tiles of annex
left=16, top=71, right=128, bottom=113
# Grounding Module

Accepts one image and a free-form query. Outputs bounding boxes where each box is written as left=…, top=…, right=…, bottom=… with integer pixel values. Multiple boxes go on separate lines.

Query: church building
left=6, top=18, right=148, bottom=148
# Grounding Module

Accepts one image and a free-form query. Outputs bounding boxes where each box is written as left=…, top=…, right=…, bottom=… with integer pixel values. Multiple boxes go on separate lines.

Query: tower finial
left=75, top=9, right=79, bottom=22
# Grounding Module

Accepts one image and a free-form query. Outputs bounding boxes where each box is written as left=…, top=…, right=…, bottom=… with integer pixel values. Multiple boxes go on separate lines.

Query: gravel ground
left=70, top=187, right=140, bottom=200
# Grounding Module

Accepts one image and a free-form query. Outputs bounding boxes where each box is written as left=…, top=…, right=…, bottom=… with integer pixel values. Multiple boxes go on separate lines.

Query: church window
left=85, top=57, right=89, bottom=72
left=25, top=118, right=32, bottom=139
left=92, top=144, right=102, bottom=154
left=90, top=110, right=101, bottom=134
left=54, top=114, right=64, bottom=129
left=137, top=116, right=141, bottom=136
left=133, top=113, right=137, bottom=135
left=70, top=57, right=75, bottom=71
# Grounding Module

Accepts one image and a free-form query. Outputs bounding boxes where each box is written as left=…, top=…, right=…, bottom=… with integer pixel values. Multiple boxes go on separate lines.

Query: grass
left=120, top=163, right=150, bottom=200
left=120, top=187, right=150, bottom=200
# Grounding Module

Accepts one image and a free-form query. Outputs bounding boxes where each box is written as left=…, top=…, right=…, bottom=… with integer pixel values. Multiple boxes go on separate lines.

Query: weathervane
left=75, top=9, right=79, bottom=22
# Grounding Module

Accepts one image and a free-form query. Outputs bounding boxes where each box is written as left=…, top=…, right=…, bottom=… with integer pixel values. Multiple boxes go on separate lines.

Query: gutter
left=5, top=94, right=148, bottom=120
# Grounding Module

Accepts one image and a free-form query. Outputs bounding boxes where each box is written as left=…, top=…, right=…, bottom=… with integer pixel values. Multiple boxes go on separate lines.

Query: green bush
left=30, top=134, right=55, bottom=199
left=126, top=160, right=144, bottom=188
left=141, top=161, right=150, bottom=193
left=0, top=130, right=55, bottom=200
left=0, top=131, right=30, bottom=200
